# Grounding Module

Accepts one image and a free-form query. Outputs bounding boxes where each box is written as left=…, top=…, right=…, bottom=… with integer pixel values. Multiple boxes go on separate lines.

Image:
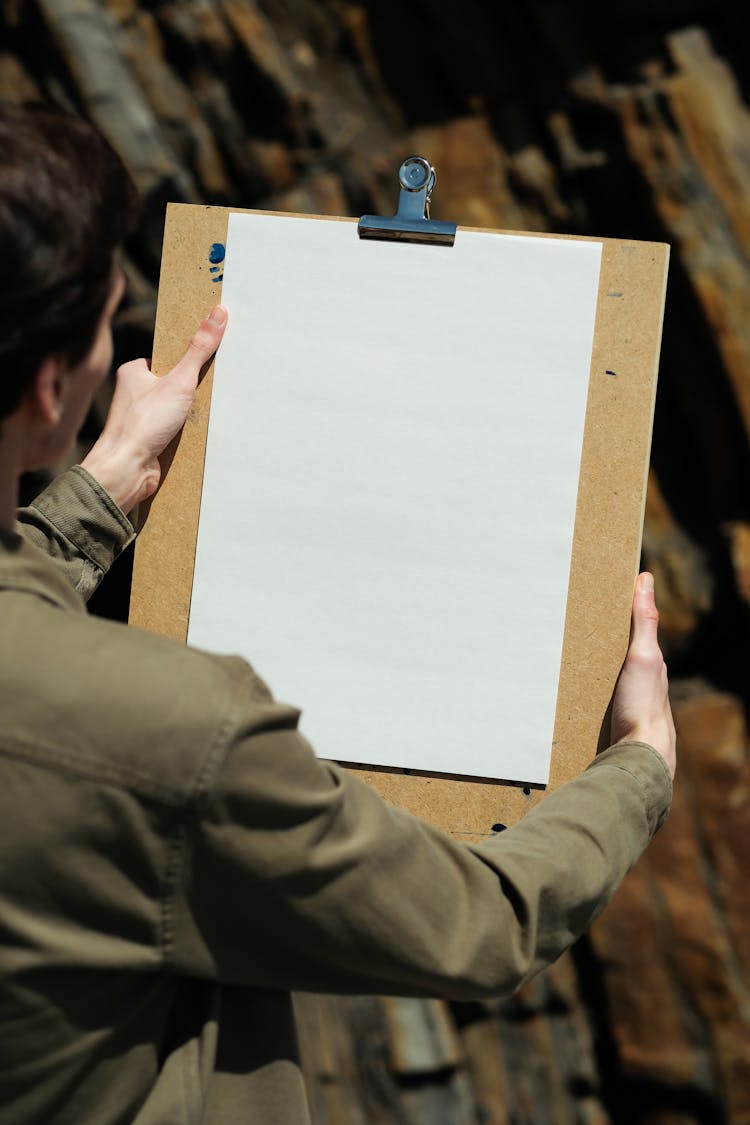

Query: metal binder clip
left=358, top=156, right=457, bottom=246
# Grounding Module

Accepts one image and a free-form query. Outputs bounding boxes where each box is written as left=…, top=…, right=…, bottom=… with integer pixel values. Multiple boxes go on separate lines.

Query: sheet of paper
left=187, top=214, right=602, bottom=784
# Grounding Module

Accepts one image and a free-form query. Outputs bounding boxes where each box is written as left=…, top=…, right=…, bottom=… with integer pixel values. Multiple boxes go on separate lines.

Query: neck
left=0, top=428, right=23, bottom=534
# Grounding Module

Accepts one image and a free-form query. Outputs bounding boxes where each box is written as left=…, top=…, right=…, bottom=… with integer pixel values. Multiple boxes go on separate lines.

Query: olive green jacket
left=0, top=467, right=672, bottom=1124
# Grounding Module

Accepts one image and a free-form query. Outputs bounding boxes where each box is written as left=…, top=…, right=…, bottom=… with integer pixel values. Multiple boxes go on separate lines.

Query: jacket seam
left=0, top=739, right=187, bottom=805
left=160, top=689, right=241, bottom=967
left=602, top=760, right=667, bottom=831
left=190, top=708, right=241, bottom=808
left=160, top=823, right=186, bottom=965
left=606, top=741, right=673, bottom=799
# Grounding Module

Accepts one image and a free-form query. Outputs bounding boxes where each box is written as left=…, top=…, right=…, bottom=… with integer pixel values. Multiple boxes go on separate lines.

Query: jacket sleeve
left=16, top=466, right=135, bottom=601
left=169, top=710, right=671, bottom=1000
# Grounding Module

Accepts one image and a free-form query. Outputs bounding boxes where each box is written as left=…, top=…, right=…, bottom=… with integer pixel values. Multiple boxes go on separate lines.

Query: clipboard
left=129, top=158, right=669, bottom=840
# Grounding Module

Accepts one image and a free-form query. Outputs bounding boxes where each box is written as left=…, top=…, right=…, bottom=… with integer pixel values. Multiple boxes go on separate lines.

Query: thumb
left=169, top=305, right=228, bottom=387
left=630, top=571, right=660, bottom=651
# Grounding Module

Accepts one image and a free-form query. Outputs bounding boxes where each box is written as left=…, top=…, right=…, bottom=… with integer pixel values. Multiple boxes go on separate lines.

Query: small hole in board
left=522, top=787, right=531, bottom=796
left=491, top=823, right=507, bottom=833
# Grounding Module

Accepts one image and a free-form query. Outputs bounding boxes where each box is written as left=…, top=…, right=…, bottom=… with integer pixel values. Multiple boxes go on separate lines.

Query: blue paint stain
left=207, top=242, right=225, bottom=282
left=605, top=369, right=618, bottom=377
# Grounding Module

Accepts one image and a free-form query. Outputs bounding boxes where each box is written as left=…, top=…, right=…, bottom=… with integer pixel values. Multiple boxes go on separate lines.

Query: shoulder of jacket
left=0, top=601, right=299, bottom=806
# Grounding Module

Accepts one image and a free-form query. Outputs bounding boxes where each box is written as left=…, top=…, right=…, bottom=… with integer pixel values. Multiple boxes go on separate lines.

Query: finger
left=114, top=357, right=154, bottom=387
left=169, top=305, right=227, bottom=386
left=630, top=571, right=660, bottom=651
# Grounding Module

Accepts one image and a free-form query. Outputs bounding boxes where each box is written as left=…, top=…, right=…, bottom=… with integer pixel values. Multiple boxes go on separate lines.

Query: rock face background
left=4, top=1, right=750, bottom=1120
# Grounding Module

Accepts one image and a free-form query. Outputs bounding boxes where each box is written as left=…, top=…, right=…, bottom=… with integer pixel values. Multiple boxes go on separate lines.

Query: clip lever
left=358, top=156, right=457, bottom=246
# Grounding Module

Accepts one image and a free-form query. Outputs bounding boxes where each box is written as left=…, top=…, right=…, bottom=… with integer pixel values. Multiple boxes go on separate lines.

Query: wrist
left=80, top=438, right=158, bottom=515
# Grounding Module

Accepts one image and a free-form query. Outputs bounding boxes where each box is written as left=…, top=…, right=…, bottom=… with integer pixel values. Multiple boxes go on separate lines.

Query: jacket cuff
left=28, top=465, right=135, bottom=572
left=587, top=741, right=673, bottom=835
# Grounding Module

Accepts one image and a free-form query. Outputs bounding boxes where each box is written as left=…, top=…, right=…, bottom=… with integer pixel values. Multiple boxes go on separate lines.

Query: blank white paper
left=187, top=214, right=602, bottom=784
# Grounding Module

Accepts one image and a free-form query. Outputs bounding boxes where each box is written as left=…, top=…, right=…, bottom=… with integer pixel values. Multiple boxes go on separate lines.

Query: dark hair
left=0, top=102, right=139, bottom=420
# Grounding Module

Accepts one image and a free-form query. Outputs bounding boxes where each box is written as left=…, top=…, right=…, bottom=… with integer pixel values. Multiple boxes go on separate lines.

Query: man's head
left=0, top=102, right=138, bottom=429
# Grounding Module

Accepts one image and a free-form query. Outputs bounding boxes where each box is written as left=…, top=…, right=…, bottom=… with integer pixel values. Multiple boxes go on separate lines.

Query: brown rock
left=409, top=115, right=528, bottom=231
left=642, top=469, right=713, bottom=656
left=590, top=691, right=750, bottom=1115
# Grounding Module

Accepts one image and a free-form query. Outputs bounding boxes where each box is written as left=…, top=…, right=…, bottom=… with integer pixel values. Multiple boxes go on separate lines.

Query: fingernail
left=639, top=572, right=654, bottom=593
left=208, top=305, right=227, bottom=326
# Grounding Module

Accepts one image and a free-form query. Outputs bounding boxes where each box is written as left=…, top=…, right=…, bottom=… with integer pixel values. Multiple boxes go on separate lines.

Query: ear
left=28, top=356, right=65, bottom=425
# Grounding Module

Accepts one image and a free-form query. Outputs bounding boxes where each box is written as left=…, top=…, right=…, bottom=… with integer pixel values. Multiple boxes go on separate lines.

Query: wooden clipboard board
left=129, top=201, right=668, bottom=841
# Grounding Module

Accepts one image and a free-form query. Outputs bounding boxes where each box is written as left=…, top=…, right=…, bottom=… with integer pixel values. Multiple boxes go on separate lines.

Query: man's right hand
left=81, top=305, right=227, bottom=515
left=610, top=571, right=677, bottom=779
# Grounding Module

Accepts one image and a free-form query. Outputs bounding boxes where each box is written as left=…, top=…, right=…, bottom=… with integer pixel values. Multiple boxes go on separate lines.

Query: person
left=0, top=101, right=676, bottom=1125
